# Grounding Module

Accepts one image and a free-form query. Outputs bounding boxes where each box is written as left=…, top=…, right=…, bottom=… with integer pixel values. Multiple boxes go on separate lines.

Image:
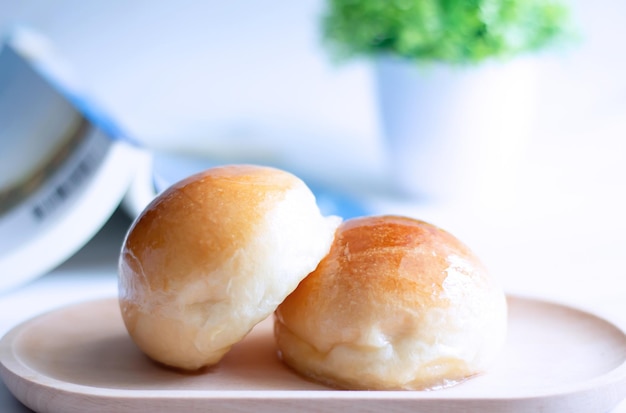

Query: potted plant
left=322, top=0, right=572, bottom=205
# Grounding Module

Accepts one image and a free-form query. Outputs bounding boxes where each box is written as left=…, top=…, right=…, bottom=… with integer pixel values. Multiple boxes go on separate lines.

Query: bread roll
left=274, top=215, right=507, bottom=390
left=118, top=164, right=341, bottom=370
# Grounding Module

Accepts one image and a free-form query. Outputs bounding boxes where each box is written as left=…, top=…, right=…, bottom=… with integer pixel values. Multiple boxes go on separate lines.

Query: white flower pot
left=374, top=56, right=538, bottom=207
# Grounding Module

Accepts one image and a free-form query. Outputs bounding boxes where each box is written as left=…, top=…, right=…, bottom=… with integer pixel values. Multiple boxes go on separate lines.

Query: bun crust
left=119, top=165, right=340, bottom=370
left=274, top=215, right=507, bottom=390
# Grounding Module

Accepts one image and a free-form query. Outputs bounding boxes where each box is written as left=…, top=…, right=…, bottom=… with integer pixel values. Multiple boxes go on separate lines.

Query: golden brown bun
left=274, top=215, right=507, bottom=390
left=118, top=164, right=341, bottom=370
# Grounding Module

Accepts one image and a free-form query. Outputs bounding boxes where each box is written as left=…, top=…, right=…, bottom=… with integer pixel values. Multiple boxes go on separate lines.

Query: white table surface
left=0, top=209, right=128, bottom=412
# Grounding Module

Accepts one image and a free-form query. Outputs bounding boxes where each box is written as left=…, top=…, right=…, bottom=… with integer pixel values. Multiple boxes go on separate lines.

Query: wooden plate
left=1, top=296, right=625, bottom=413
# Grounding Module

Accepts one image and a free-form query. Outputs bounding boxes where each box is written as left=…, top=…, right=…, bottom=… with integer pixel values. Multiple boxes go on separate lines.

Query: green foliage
left=322, top=0, right=572, bottom=64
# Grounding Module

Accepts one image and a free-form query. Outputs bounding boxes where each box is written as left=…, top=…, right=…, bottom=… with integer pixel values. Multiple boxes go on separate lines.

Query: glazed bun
left=274, top=215, right=507, bottom=390
left=118, top=164, right=341, bottom=370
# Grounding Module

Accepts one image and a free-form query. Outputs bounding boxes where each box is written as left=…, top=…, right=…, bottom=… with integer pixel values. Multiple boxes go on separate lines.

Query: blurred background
left=0, top=0, right=385, bottom=194
left=0, top=0, right=621, bottom=194
left=0, top=0, right=625, bottom=299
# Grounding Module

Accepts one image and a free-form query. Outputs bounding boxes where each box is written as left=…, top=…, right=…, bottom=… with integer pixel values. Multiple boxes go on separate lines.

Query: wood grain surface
left=1, top=296, right=625, bottom=413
